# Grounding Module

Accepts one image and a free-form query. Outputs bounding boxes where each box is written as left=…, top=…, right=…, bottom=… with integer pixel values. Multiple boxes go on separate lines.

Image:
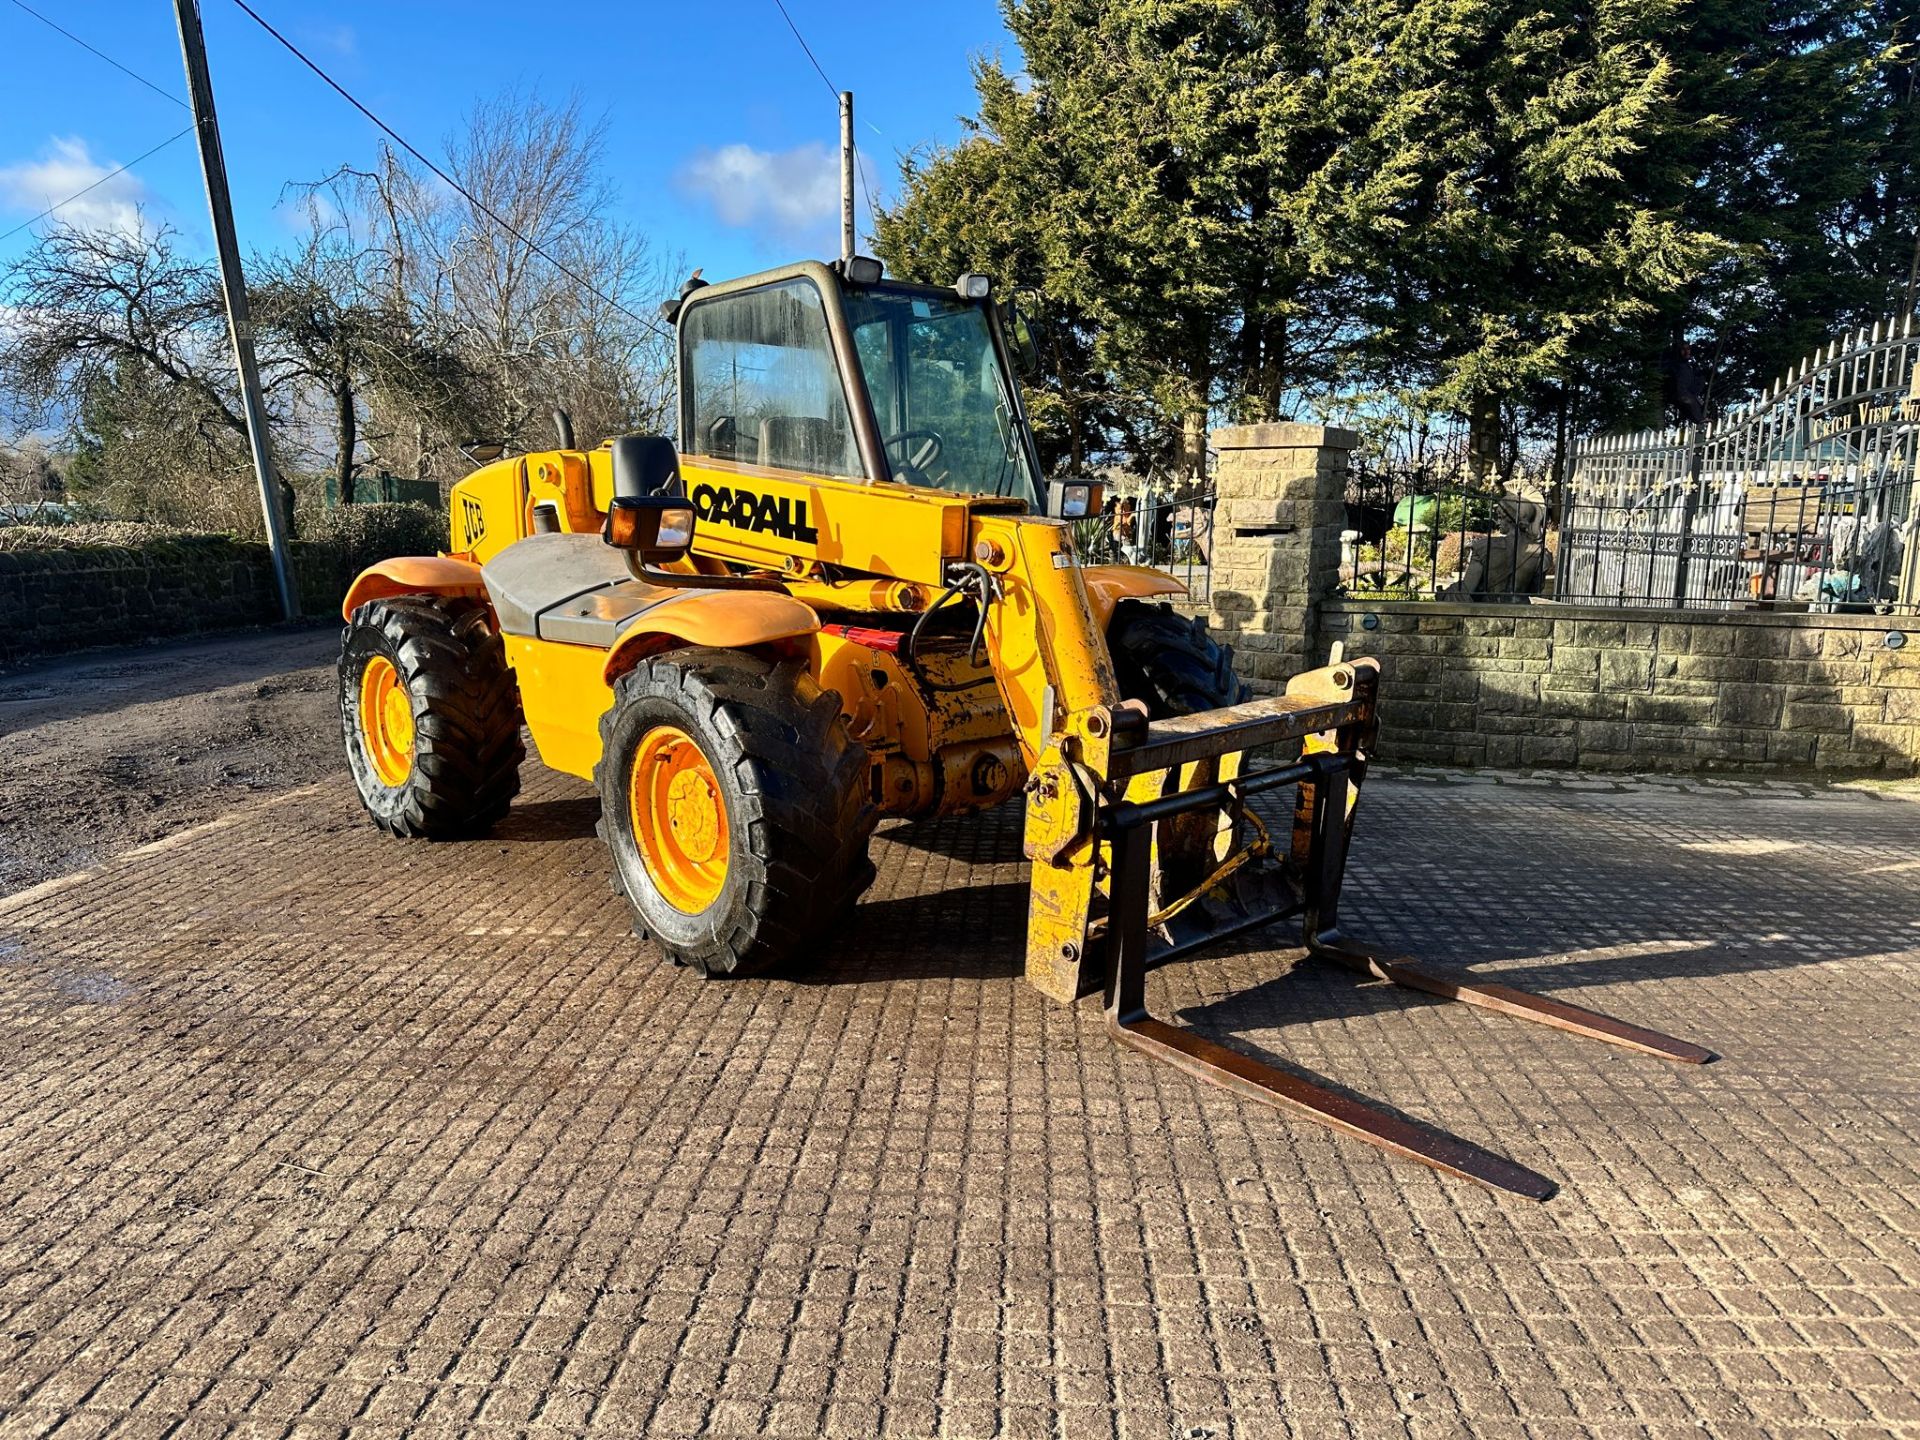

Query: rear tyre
left=340, top=595, right=524, bottom=837
left=1107, top=599, right=1248, bottom=716
left=595, top=648, right=876, bottom=977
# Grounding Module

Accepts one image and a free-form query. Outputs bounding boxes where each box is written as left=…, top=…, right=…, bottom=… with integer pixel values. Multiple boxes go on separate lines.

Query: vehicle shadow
left=880, top=812, right=1028, bottom=865
left=493, top=796, right=603, bottom=842
left=796, top=877, right=1557, bottom=1183
left=796, top=880, right=1032, bottom=985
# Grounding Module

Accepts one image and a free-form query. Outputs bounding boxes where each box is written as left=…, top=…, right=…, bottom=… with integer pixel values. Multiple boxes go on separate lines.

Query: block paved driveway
left=1, top=761, right=1917, bottom=1439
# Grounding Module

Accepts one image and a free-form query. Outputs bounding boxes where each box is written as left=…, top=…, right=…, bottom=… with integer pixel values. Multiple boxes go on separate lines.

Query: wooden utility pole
left=839, top=91, right=856, bottom=264
left=174, top=0, right=298, bottom=619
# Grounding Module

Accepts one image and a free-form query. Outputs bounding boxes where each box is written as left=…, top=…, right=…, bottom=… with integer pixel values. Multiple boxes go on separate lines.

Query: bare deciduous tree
left=0, top=222, right=272, bottom=530
left=1, top=88, right=680, bottom=531
left=0, top=435, right=64, bottom=514
left=0, top=222, right=241, bottom=439
left=386, top=92, right=679, bottom=454
left=253, top=188, right=493, bottom=502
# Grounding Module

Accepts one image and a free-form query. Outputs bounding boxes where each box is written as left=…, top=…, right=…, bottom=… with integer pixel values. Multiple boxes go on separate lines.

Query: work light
left=604, top=496, right=696, bottom=562
left=1048, top=479, right=1104, bottom=519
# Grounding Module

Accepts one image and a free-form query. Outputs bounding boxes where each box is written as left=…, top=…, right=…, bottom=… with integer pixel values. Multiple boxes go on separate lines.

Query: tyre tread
left=339, top=595, right=524, bottom=838
left=1108, top=599, right=1249, bottom=716
left=594, top=648, right=875, bottom=977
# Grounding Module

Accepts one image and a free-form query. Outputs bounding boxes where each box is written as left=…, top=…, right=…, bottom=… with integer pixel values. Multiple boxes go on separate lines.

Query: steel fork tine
left=1105, top=806, right=1557, bottom=1201
left=1307, top=942, right=1716, bottom=1065
left=1105, top=1012, right=1558, bottom=1200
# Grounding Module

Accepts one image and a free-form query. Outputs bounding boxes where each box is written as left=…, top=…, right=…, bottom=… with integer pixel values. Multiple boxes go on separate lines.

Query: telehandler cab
left=339, top=257, right=1710, bottom=1199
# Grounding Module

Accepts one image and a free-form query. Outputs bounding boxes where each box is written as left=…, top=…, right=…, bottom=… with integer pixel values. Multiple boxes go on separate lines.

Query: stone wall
left=1206, top=421, right=1920, bottom=776
left=1318, top=601, right=1920, bottom=774
left=0, top=539, right=280, bottom=666
left=0, top=505, right=446, bottom=666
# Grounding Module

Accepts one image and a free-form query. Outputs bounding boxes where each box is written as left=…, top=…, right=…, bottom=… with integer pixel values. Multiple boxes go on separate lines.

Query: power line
left=5, top=0, right=188, bottom=108
left=0, top=126, right=196, bottom=245
left=227, top=0, right=672, bottom=341
left=770, top=0, right=838, bottom=101
left=0, top=1, right=194, bottom=244
left=766, top=0, right=883, bottom=241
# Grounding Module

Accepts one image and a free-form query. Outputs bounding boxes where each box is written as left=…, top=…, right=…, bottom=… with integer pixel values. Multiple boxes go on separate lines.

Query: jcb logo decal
left=690, top=483, right=818, bottom=543
left=460, top=494, right=486, bottom=545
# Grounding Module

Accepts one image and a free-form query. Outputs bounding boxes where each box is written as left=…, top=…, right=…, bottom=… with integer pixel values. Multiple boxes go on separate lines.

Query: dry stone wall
left=0, top=506, right=447, bottom=665
left=1317, top=602, right=1919, bottom=774
left=0, top=539, right=279, bottom=665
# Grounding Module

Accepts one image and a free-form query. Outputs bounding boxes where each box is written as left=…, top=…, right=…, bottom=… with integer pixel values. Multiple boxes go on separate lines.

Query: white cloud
left=677, top=141, right=842, bottom=240
left=0, top=136, right=155, bottom=237
left=302, top=22, right=355, bottom=57
left=274, top=187, right=342, bottom=236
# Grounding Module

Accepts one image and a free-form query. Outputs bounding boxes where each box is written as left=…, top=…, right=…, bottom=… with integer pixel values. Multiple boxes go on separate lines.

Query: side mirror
left=1047, top=479, right=1105, bottom=520
left=610, top=433, right=683, bottom=498
left=604, top=495, right=696, bottom=564
left=999, top=299, right=1043, bottom=377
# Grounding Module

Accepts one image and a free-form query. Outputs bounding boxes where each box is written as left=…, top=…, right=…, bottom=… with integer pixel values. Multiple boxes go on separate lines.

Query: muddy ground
left=0, top=626, right=344, bottom=897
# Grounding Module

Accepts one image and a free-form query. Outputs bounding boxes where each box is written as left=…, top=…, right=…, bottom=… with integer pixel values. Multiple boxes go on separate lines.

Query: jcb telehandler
left=339, top=258, right=1709, bottom=1199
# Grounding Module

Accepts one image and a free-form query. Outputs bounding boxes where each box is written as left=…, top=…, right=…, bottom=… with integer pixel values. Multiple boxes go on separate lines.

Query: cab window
left=846, top=287, right=1038, bottom=506
left=682, top=279, right=864, bottom=478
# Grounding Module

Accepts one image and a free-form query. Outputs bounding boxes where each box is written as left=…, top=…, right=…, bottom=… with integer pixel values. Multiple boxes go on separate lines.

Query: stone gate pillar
left=1207, top=423, right=1358, bottom=692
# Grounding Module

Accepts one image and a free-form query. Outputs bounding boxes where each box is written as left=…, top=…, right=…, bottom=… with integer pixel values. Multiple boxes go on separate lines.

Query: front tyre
left=1106, top=598, right=1250, bottom=914
left=1107, top=599, right=1249, bottom=716
left=596, top=649, right=876, bottom=977
left=339, top=595, right=524, bottom=837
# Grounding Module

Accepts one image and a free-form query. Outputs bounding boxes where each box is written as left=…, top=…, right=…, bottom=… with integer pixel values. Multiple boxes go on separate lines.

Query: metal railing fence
left=1339, top=486, right=1555, bottom=602
left=1562, top=317, right=1920, bottom=613
left=1335, top=317, right=1920, bottom=612
left=1104, top=486, right=1217, bottom=602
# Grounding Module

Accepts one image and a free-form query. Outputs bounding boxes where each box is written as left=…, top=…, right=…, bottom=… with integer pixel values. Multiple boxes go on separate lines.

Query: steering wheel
left=882, top=429, right=945, bottom=482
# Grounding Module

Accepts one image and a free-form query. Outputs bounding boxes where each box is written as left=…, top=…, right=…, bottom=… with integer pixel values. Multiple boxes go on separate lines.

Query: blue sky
left=0, top=0, right=1018, bottom=284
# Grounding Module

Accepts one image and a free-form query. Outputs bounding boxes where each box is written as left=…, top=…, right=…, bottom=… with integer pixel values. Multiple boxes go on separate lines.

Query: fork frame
left=1096, top=661, right=1712, bottom=1201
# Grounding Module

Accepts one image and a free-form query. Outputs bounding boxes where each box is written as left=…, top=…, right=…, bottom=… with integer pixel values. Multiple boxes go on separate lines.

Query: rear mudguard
left=342, top=555, right=819, bottom=678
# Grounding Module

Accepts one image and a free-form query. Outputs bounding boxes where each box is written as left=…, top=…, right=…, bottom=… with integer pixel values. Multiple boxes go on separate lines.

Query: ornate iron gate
left=1563, top=319, right=1920, bottom=612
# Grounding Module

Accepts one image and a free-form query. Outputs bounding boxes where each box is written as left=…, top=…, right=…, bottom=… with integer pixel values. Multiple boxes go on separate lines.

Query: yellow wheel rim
left=630, top=725, right=729, bottom=914
left=358, top=655, right=416, bottom=788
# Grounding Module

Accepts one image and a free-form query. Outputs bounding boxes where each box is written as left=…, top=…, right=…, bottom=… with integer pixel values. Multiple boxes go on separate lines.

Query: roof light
left=846, top=255, right=883, bottom=284
left=955, top=273, right=991, bottom=300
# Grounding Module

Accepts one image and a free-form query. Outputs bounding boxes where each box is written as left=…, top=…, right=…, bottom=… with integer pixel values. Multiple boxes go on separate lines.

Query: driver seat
left=759, top=415, right=845, bottom=474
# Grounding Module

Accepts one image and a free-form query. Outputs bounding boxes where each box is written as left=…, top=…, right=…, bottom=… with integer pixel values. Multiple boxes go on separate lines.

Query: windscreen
left=846, top=287, right=1039, bottom=506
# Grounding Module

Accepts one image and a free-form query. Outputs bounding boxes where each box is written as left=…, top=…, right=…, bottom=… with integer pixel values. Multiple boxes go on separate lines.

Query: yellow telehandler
left=338, top=258, right=1709, bottom=1199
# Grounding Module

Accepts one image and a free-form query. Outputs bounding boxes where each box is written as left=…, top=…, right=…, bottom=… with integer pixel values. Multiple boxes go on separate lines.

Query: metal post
left=1671, top=424, right=1702, bottom=606
left=174, top=0, right=297, bottom=620
left=1554, top=446, right=1576, bottom=601
left=838, top=91, right=856, bottom=264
